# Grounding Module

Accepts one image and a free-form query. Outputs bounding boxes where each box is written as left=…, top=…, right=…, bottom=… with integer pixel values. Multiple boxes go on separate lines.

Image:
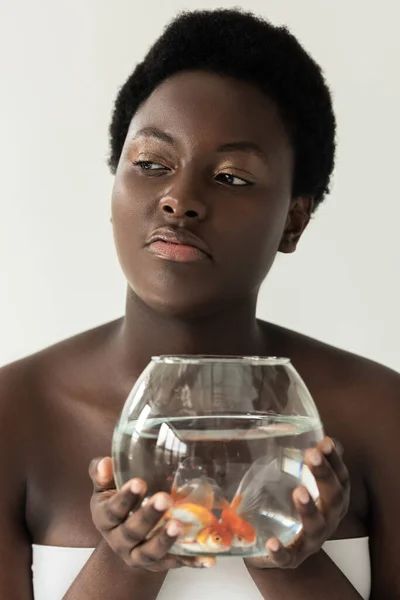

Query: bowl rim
left=151, top=355, right=291, bottom=365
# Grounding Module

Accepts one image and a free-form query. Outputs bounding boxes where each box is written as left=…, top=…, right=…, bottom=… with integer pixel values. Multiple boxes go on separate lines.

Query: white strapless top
left=32, top=538, right=370, bottom=599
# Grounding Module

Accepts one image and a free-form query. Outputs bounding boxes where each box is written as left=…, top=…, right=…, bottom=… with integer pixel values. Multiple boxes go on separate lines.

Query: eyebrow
left=216, top=141, right=268, bottom=163
left=134, top=127, right=175, bottom=145
left=133, top=127, right=268, bottom=163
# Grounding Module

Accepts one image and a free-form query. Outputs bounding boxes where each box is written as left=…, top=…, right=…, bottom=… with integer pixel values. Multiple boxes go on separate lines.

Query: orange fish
left=218, top=457, right=278, bottom=548
left=152, top=476, right=232, bottom=553
left=219, top=496, right=258, bottom=548
left=180, top=521, right=233, bottom=553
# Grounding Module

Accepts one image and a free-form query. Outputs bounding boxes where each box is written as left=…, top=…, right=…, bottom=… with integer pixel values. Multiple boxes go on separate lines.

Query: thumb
left=89, top=457, right=115, bottom=492
left=179, top=556, right=216, bottom=569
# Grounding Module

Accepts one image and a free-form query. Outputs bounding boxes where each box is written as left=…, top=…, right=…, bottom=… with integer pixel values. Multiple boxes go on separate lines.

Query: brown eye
left=215, top=535, right=221, bottom=542
left=133, top=160, right=168, bottom=172
left=215, top=173, right=251, bottom=186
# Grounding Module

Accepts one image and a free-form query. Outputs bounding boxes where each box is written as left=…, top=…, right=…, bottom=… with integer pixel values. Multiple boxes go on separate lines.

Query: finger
left=177, top=556, right=216, bottom=569
left=130, top=519, right=183, bottom=566
left=318, top=438, right=350, bottom=490
left=117, top=492, right=173, bottom=546
left=144, top=554, right=216, bottom=571
left=130, top=520, right=216, bottom=570
left=93, top=478, right=147, bottom=531
left=89, top=457, right=115, bottom=492
left=304, top=447, right=343, bottom=514
left=330, top=437, right=344, bottom=458
left=137, top=557, right=181, bottom=572
left=264, top=537, right=293, bottom=567
left=293, top=486, right=326, bottom=542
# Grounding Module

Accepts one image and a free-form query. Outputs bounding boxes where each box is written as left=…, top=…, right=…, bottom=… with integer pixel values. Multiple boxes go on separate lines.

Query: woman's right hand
left=89, top=457, right=216, bottom=572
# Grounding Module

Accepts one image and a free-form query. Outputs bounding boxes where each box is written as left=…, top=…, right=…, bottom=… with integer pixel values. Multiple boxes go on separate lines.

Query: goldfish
left=178, top=517, right=233, bottom=554
left=218, top=457, right=279, bottom=548
left=151, top=474, right=232, bottom=553
left=219, top=495, right=258, bottom=548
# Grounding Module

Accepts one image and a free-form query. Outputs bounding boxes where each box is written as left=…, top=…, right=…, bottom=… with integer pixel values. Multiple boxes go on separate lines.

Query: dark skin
left=0, top=70, right=399, bottom=600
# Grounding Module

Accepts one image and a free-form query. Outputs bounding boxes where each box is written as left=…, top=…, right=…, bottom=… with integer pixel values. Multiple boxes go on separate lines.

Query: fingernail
left=130, top=479, right=144, bottom=495
left=198, top=558, right=215, bottom=568
left=309, top=449, right=323, bottom=466
left=153, top=493, right=172, bottom=512
left=320, top=438, right=334, bottom=455
left=268, top=538, right=280, bottom=552
left=96, top=458, right=108, bottom=478
left=167, top=521, right=182, bottom=537
left=296, top=487, right=310, bottom=504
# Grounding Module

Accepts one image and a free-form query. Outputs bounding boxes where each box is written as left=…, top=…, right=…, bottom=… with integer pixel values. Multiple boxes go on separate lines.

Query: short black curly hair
left=108, top=8, right=336, bottom=209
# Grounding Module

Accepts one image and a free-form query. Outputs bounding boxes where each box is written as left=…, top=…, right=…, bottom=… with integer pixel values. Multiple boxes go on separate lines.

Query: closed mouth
left=147, top=227, right=212, bottom=258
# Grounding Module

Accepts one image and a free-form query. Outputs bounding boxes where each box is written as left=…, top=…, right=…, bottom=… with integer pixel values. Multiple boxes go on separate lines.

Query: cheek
left=111, top=170, right=160, bottom=259
left=110, top=177, right=147, bottom=280
left=215, top=199, right=288, bottom=282
left=111, top=169, right=152, bottom=222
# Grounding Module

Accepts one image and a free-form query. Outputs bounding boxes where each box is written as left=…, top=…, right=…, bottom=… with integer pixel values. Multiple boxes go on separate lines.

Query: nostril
left=162, top=205, right=199, bottom=218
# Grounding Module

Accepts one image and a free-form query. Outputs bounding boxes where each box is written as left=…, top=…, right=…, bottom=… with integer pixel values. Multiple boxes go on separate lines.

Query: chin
left=142, top=291, right=220, bottom=320
left=130, top=279, right=225, bottom=320
left=126, top=265, right=223, bottom=319
left=127, top=265, right=256, bottom=320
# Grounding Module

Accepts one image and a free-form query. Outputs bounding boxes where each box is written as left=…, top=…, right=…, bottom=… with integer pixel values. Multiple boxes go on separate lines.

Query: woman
left=0, top=8, right=398, bottom=600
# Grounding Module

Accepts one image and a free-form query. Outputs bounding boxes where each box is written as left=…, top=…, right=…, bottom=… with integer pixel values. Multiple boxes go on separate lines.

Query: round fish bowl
left=112, top=356, right=323, bottom=557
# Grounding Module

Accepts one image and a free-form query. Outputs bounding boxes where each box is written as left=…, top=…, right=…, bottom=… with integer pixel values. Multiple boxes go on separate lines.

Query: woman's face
left=111, top=70, right=310, bottom=317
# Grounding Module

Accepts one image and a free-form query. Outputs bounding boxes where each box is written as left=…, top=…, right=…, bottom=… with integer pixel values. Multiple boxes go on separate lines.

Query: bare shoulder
left=265, top=321, right=400, bottom=448
left=265, top=320, right=400, bottom=400
left=0, top=318, right=122, bottom=421
left=0, top=321, right=122, bottom=596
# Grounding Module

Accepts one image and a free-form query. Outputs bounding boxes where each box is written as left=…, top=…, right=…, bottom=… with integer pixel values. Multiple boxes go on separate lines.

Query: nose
left=159, top=183, right=207, bottom=221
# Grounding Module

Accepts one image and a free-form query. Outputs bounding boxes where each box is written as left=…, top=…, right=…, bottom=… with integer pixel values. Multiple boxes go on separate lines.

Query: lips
left=146, top=227, right=212, bottom=263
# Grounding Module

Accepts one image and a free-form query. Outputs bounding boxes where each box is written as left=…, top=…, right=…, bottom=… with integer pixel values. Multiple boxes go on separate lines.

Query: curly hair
left=108, top=8, right=336, bottom=209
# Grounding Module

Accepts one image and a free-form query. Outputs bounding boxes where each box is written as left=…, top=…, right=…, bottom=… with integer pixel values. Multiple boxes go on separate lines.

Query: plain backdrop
left=0, top=0, right=399, bottom=371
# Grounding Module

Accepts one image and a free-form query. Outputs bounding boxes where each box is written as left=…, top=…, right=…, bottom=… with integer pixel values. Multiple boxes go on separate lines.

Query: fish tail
left=230, top=495, right=243, bottom=512
left=214, top=496, right=230, bottom=510
left=171, top=483, right=178, bottom=502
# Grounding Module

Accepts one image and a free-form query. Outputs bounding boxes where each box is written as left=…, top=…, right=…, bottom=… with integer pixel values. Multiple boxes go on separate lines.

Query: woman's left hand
left=246, top=437, right=350, bottom=569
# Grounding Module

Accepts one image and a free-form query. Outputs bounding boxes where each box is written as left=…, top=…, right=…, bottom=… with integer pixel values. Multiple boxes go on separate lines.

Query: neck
left=115, top=288, right=270, bottom=378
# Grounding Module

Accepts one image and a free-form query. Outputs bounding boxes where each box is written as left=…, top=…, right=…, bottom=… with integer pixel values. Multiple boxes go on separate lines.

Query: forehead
left=129, top=70, right=292, bottom=158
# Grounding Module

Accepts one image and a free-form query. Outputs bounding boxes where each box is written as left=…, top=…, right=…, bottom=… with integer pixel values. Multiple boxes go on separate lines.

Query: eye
left=214, top=535, right=221, bottom=542
left=133, top=160, right=169, bottom=172
left=215, top=173, right=252, bottom=187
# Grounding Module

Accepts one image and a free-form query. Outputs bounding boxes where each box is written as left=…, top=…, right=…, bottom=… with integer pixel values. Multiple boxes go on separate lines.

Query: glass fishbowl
left=112, top=356, right=324, bottom=558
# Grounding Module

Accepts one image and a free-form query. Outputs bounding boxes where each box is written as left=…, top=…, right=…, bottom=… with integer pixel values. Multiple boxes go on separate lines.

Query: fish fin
left=235, top=457, right=271, bottom=496
left=214, top=496, right=230, bottom=510
left=171, top=456, right=214, bottom=507
left=232, top=457, right=280, bottom=517
left=212, top=485, right=230, bottom=511
left=185, top=480, right=215, bottom=510
left=231, top=485, right=264, bottom=519
left=172, top=478, right=215, bottom=510
left=171, top=482, right=195, bottom=503
left=171, top=483, right=179, bottom=503
left=230, top=495, right=242, bottom=513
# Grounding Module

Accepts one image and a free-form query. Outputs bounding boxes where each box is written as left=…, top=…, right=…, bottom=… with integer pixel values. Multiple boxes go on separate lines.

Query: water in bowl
left=113, top=414, right=322, bottom=557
